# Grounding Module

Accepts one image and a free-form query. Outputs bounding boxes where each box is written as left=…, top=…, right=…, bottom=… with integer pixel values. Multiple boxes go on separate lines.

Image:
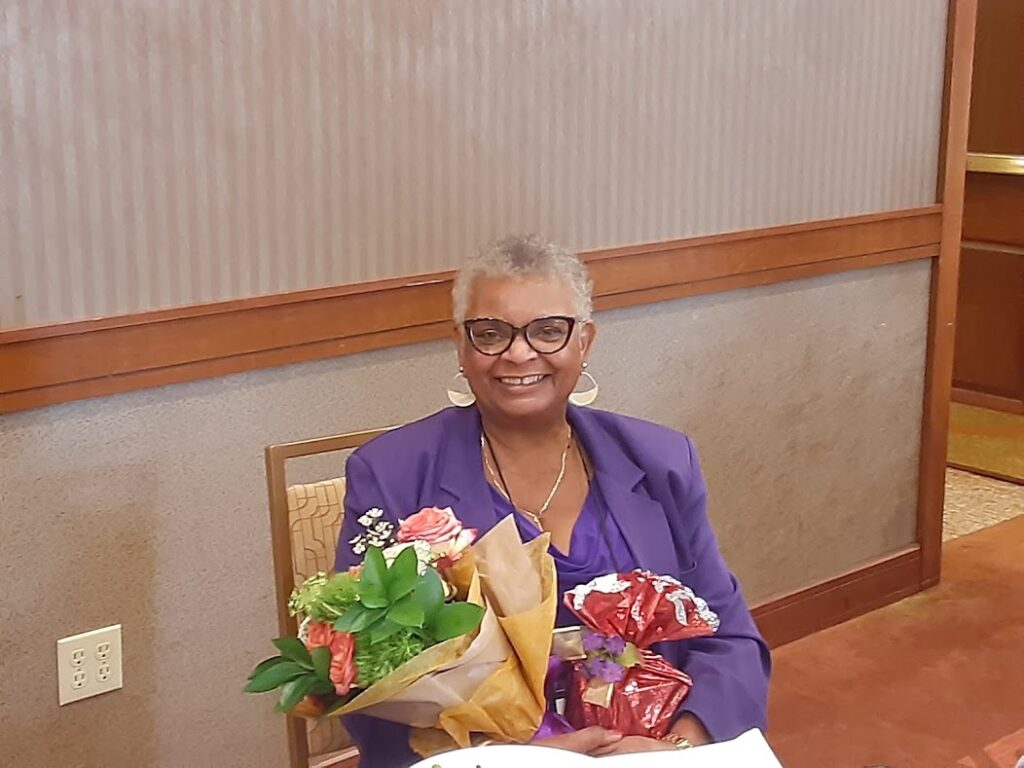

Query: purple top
left=490, top=485, right=638, bottom=628
left=334, top=406, right=770, bottom=768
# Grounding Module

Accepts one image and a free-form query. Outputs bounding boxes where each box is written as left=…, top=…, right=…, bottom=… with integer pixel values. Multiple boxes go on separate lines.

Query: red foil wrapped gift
left=562, top=570, right=720, bottom=738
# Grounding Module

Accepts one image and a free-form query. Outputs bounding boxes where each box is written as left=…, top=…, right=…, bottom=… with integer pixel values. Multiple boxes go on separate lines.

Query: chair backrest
left=265, top=426, right=396, bottom=768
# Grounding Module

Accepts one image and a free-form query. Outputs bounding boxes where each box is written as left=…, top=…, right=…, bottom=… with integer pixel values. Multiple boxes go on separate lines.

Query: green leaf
left=335, top=604, right=386, bottom=633
left=248, top=656, right=288, bottom=680
left=427, top=602, right=484, bottom=642
left=361, top=547, right=388, bottom=591
left=358, top=580, right=389, bottom=609
left=411, top=567, right=445, bottom=618
left=244, top=660, right=306, bottom=693
left=272, top=637, right=313, bottom=668
left=387, top=546, right=420, bottom=602
left=275, top=675, right=316, bottom=712
left=335, top=604, right=366, bottom=632
left=335, top=605, right=360, bottom=631
left=387, top=595, right=425, bottom=628
left=311, top=646, right=332, bottom=681
left=370, top=619, right=404, bottom=644
left=310, top=679, right=336, bottom=696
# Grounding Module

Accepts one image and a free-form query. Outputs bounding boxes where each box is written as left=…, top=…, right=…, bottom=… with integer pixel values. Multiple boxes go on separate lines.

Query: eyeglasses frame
left=461, top=315, right=579, bottom=356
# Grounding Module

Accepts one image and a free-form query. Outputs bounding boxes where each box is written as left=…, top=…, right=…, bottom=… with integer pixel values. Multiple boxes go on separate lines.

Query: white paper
left=596, top=730, right=783, bottom=767
left=409, top=729, right=783, bottom=768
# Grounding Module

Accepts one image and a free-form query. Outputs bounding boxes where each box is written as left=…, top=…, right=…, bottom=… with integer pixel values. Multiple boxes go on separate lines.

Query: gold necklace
left=481, top=428, right=573, bottom=529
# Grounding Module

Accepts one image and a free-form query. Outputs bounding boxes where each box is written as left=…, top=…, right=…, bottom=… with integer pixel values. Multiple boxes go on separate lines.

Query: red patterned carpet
left=767, top=514, right=1024, bottom=768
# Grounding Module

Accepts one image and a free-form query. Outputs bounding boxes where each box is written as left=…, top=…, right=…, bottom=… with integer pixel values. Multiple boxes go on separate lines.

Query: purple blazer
left=335, top=405, right=770, bottom=766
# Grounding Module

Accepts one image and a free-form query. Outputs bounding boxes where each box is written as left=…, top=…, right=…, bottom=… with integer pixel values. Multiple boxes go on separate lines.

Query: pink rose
left=304, top=621, right=335, bottom=651
left=328, top=631, right=358, bottom=696
left=431, top=527, right=478, bottom=568
left=397, top=506, right=463, bottom=545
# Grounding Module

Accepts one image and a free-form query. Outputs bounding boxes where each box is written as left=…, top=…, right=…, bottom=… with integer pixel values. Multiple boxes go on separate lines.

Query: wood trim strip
left=311, top=749, right=358, bottom=768
left=752, top=547, right=922, bottom=649
left=0, top=323, right=454, bottom=415
left=0, top=206, right=941, bottom=414
left=916, top=0, right=978, bottom=589
left=947, top=461, right=1024, bottom=487
left=595, top=244, right=937, bottom=313
left=946, top=462, right=1019, bottom=487
left=951, top=386, right=1024, bottom=415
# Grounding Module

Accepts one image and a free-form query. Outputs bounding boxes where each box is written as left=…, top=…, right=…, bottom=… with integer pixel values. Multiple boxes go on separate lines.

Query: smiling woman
left=452, top=236, right=598, bottom=429
left=332, top=235, right=771, bottom=767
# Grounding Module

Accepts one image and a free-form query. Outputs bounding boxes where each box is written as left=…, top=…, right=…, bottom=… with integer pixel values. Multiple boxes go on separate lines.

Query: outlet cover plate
left=57, top=624, right=123, bottom=705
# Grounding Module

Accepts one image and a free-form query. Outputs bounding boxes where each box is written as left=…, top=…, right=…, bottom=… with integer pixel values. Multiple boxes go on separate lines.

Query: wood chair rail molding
left=0, top=205, right=941, bottom=414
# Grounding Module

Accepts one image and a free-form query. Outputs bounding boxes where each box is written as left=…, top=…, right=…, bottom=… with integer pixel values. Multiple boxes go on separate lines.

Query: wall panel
left=2, top=0, right=948, bottom=326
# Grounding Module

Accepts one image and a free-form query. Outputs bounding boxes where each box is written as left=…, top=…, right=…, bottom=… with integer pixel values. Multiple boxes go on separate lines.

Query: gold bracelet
left=660, top=733, right=694, bottom=750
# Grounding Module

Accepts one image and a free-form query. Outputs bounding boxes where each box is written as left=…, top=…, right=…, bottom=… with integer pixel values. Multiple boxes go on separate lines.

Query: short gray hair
left=452, top=234, right=594, bottom=323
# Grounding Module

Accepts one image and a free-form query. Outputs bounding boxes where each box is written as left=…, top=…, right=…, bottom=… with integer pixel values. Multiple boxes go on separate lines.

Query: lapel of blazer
left=569, top=407, right=679, bottom=576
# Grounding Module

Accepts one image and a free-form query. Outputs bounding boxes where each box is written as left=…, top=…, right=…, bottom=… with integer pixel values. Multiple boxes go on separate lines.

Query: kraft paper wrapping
left=421, top=521, right=557, bottom=751
left=330, top=517, right=558, bottom=753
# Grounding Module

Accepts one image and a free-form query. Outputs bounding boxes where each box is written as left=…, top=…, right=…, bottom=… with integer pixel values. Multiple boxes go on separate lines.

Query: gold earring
left=569, top=362, right=599, bottom=406
left=447, top=366, right=476, bottom=407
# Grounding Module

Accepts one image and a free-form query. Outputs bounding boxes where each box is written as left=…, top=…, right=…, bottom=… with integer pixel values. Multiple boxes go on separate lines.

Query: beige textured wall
left=597, top=262, right=930, bottom=598
left=1, top=0, right=948, bottom=326
left=0, top=261, right=929, bottom=767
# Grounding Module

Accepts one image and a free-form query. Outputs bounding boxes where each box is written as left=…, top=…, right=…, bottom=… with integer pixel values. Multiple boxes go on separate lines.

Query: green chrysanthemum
left=288, top=571, right=359, bottom=622
left=354, top=630, right=427, bottom=688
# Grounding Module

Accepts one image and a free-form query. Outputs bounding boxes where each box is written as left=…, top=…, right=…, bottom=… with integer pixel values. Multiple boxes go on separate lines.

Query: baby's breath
left=349, top=509, right=396, bottom=556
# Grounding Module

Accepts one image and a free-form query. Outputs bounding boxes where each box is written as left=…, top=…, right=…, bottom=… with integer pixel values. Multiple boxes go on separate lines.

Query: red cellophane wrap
left=563, top=570, right=720, bottom=738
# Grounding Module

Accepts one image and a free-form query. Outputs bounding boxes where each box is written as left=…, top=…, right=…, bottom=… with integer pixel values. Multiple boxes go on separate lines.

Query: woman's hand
left=534, top=725, right=623, bottom=754
left=590, top=714, right=712, bottom=755
left=591, top=736, right=676, bottom=755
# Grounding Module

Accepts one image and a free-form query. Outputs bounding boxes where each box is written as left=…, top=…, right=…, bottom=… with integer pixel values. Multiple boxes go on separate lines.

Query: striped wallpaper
left=1, top=0, right=949, bottom=328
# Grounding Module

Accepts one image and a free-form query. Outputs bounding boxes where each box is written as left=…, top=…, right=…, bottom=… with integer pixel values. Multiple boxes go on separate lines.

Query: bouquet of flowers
left=245, top=508, right=559, bottom=754
left=561, top=570, right=720, bottom=738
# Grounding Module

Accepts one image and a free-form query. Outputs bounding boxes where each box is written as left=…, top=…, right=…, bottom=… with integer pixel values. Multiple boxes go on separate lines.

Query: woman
left=335, top=235, right=770, bottom=766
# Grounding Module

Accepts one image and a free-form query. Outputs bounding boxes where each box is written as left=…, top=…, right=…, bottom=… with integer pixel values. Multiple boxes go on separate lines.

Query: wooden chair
left=265, top=427, right=396, bottom=768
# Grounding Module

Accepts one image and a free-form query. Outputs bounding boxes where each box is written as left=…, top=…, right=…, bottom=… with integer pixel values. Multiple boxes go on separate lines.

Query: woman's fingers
left=591, top=735, right=677, bottom=755
left=537, top=726, right=623, bottom=753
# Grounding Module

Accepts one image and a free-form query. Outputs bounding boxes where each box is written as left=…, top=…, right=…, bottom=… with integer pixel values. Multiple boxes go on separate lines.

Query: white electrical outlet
left=57, top=624, right=123, bottom=705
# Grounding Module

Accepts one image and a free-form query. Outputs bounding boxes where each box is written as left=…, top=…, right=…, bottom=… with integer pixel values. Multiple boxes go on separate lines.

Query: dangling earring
left=569, top=362, right=599, bottom=406
left=447, top=366, right=476, bottom=407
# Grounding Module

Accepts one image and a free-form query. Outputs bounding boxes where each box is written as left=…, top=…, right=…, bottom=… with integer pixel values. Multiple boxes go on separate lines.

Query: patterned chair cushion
left=287, top=478, right=346, bottom=582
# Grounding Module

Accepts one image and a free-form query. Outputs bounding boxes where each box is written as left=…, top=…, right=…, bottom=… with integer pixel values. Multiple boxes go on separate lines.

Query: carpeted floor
left=767, top=514, right=1024, bottom=768
left=948, top=403, right=1024, bottom=485
left=944, top=468, right=1024, bottom=540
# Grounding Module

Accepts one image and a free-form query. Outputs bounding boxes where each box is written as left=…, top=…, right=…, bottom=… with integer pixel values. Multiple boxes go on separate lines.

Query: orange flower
left=305, top=621, right=335, bottom=650
left=328, top=631, right=358, bottom=696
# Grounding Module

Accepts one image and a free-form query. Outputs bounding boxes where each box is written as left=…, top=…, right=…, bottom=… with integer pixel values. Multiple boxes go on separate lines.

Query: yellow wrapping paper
left=326, top=516, right=558, bottom=754
left=420, top=525, right=558, bottom=751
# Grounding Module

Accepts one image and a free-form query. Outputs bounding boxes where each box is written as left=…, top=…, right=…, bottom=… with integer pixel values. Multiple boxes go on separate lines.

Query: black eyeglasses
left=463, top=315, right=578, bottom=356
